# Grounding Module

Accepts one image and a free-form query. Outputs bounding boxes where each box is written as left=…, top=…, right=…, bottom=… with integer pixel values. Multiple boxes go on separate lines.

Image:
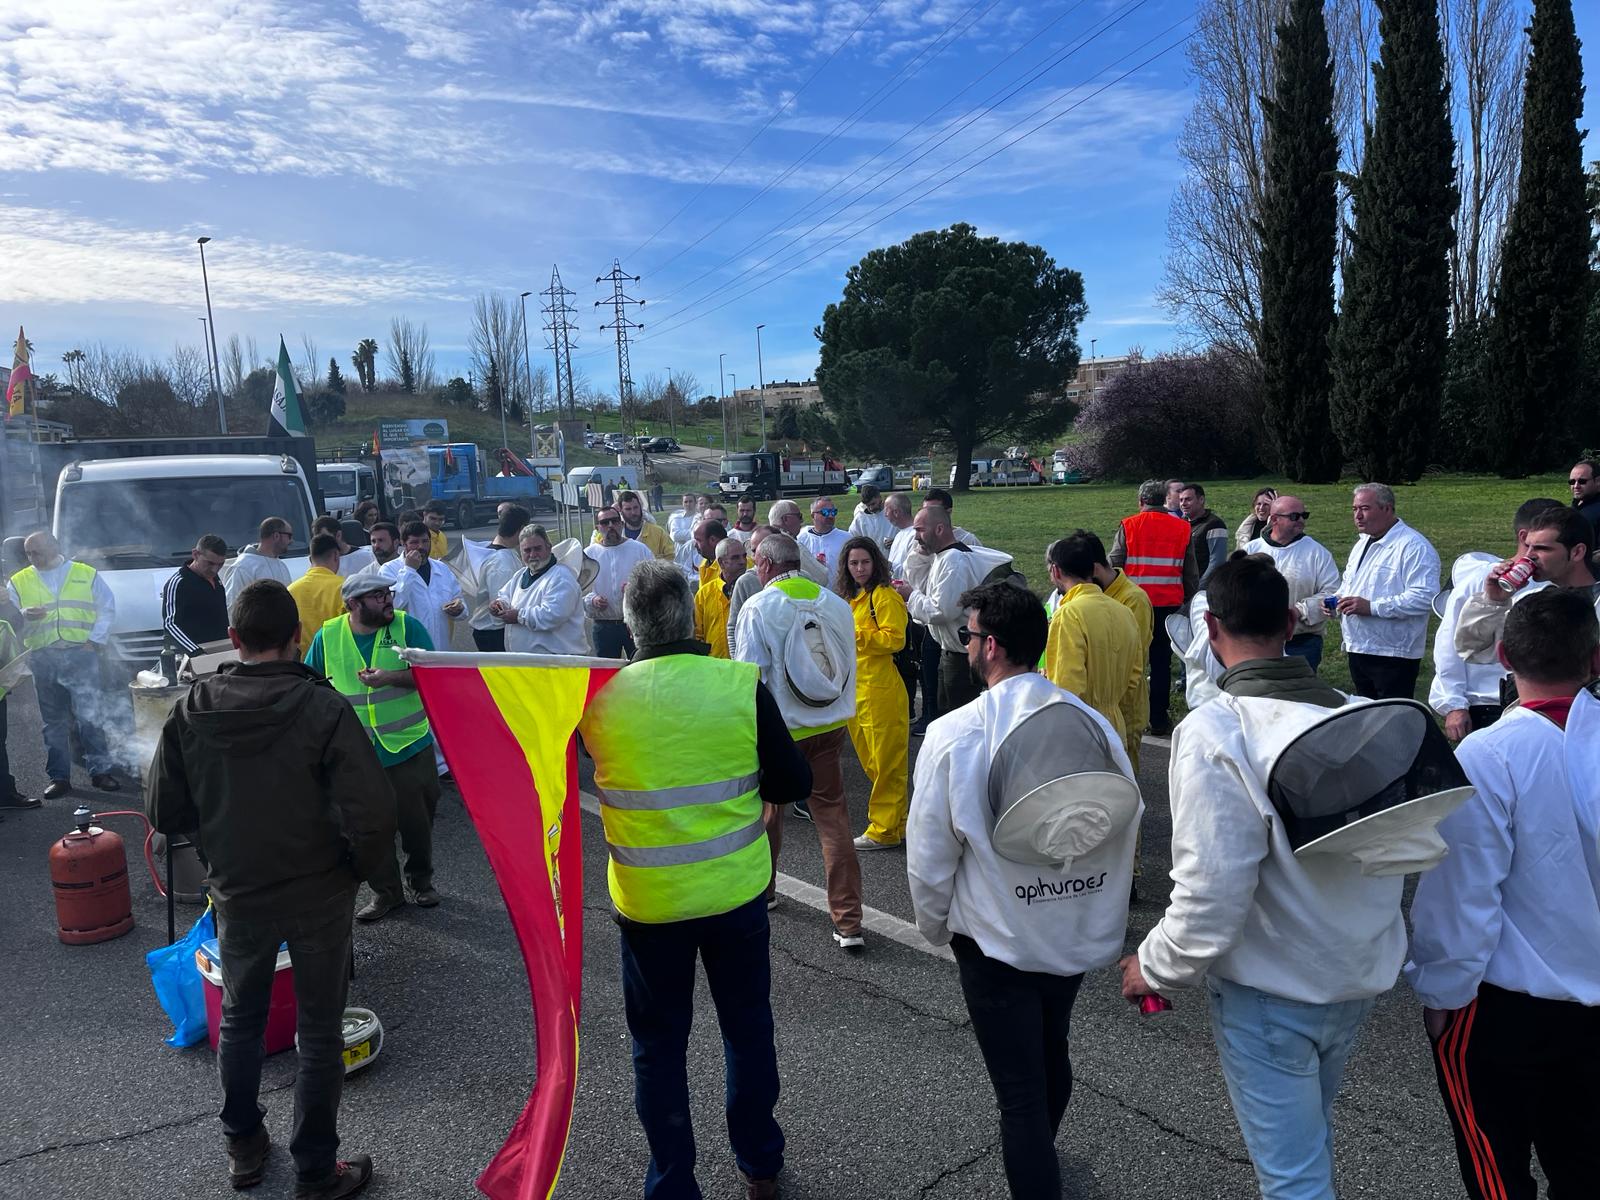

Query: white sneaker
left=852, top=835, right=902, bottom=851
left=832, top=928, right=865, bottom=950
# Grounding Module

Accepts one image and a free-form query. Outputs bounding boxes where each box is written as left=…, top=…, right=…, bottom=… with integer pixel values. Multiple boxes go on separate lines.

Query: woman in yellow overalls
left=834, top=535, right=910, bottom=849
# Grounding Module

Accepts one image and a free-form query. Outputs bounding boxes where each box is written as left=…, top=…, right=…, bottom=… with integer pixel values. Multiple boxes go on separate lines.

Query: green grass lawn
left=923, top=473, right=1569, bottom=701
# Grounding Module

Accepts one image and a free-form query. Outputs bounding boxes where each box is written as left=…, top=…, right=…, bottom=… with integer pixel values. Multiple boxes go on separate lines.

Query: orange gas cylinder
left=50, top=806, right=135, bottom=945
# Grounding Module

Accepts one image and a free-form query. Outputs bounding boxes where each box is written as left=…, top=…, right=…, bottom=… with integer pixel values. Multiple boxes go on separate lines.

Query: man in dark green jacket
left=147, top=580, right=394, bottom=1200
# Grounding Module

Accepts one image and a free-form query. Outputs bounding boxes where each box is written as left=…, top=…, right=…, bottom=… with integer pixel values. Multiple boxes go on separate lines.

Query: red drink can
left=1497, top=557, right=1536, bottom=594
left=1139, top=993, right=1173, bottom=1016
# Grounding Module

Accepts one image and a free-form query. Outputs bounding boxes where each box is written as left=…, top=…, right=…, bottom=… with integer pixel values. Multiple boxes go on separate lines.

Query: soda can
left=1496, top=557, right=1536, bottom=594
left=1322, top=594, right=1340, bottom=614
left=1139, top=993, right=1173, bottom=1016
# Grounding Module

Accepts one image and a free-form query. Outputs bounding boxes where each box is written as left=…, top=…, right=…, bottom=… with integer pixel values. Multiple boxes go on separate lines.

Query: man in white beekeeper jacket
left=908, top=581, right=1139, bottom=1199
left=1329, top=482, right=1439, bottom=700
left=1120, top=555, right=1471, bottom=1200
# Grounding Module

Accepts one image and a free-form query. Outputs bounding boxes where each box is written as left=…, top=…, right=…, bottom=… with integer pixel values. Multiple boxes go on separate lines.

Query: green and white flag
left=268, top=335, right=306, bottom=437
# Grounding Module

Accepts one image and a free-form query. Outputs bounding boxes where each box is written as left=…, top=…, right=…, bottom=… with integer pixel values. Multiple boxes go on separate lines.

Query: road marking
left=578, top=791, right=953, bottom=962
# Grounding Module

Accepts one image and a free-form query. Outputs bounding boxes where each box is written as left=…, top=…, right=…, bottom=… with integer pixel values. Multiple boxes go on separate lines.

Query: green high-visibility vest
left=0, top=619, right=20, bottom=702
left=322, top=611, right=430, bottom=754
left=580, top=655, right=768, bottom=924
left=12, top=561, right=98, bottom=651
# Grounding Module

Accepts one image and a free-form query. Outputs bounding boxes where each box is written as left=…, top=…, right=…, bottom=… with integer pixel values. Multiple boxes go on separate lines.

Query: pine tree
left=326, top=357, right=346, bottom=394
left=1257, top=0, right=1341, bottom=482
left=1330, top=0, right=1457, bottom=482
left=1486, top=0, right=1588, bottom=475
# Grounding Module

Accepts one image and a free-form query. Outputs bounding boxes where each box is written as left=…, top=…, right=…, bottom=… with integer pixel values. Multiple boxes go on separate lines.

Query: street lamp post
left=755, top=324, right=767, bottom=449
left=198, top=317, right=218, bottom=398
left=718, top=353, right=728, bottom=450
left=519, top=291, right=535, bottom=453
left=664, top=366, right=675, bottom=438
left=728, top=373, right=736, bottom=444
left=196, top=236, right=226, bottom=433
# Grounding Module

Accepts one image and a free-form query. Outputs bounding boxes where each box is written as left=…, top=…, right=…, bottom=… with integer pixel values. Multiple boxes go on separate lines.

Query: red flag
left=405, top=650, right=620, bottom=1200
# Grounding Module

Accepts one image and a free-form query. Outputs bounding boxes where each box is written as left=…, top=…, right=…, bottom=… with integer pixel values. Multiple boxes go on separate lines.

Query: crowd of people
left=8, top=459, right=1598, bottom=1200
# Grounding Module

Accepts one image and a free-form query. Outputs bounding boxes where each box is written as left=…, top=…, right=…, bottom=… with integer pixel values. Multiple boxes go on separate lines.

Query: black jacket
left=162, top=562, right=230, bottom=654
left=145, top=660, right=396, bottom=919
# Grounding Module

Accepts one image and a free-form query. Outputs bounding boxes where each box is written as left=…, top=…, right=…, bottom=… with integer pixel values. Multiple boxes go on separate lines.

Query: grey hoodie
left=146, top=660, right=395, bottom=919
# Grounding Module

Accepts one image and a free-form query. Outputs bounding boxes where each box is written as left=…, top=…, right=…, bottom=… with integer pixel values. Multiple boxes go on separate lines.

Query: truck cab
left=41, top=453, right=318, bottom=670
left=718, top=452, right=782, bottom=501
left=317, top=461, right=376, bottom=518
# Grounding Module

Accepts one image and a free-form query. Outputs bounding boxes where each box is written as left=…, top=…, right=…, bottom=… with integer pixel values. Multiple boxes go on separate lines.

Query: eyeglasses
left=597, top=517, right=621, bottom=526
left=358, top=590, right=393, bottom=603
left=1275, top=511, right=1310, bottom=521
left=1571, top=477, right=1591, bottom=486
left=956, top=626, right=995, bottom=646
left=815, top=509, right=837, bottom=517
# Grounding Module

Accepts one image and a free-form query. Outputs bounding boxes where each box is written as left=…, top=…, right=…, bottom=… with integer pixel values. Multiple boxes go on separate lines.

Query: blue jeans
left=618, top=896, right=784, bottom=1199
left=1283, top=636, right=1324, bottom=673
left=1206, top=977, right=1375, bottom=1199
left=217, top=888, right=356, bottom=1189
left=592, top=619, right=635, bottom=660
left=33, top=645, right=114, bottom=780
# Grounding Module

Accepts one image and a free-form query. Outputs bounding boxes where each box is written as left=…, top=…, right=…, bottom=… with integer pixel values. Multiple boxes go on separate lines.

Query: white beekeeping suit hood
left=989, top=699, right=1141, bottom=869
left=1233, top=697, right=1473, bottom=876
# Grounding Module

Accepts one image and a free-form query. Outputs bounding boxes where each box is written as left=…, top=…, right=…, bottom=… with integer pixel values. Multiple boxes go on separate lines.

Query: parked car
left=853, top=464, right=894, bottom=491
left=603, top=433, right=627, bottom=451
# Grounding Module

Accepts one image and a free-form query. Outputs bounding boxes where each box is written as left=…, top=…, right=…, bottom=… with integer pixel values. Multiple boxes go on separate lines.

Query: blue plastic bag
left=146, top=905, right=216, bottom=1048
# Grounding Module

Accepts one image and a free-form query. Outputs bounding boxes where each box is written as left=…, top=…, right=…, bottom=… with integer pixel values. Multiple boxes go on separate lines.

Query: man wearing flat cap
left=303, top=571, right=441, bottom=923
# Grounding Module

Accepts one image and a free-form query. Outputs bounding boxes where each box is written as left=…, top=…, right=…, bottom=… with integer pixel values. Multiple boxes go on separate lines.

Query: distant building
left=732, top=379, right=822, bottom=410
left=1064, top=355, right=1132, bottom=404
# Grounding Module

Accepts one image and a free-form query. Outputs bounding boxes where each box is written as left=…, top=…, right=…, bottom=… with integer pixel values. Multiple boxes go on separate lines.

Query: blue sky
left=1, top=0, right=1596, bottom=400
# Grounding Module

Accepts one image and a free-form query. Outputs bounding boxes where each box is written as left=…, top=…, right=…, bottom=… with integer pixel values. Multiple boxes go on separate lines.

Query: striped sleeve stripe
left=161, top=572, right=200, bottom=654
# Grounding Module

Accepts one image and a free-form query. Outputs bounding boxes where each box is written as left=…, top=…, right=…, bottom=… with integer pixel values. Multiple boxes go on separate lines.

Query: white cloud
left=0, top=205, right=464, bottom=310
left=357, top=0, right=481, bottom=62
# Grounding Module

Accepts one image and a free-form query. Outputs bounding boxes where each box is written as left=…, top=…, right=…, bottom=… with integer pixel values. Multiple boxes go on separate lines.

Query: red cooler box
left=196, top=938, right=298, bottom=1055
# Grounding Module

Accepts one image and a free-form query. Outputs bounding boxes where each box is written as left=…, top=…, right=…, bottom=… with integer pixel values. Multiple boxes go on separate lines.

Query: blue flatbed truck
left=426, top=443, right=556, bottom=528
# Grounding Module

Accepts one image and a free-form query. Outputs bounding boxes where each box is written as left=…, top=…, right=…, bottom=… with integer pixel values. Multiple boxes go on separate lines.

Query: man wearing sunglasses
left=585, top=507, right=653, bottom=659
left=797, top=496, right=851, bottom=571
left=1569, top=459, right=1600, bottom=541
left=1244, top=495, right=1341, bottom=672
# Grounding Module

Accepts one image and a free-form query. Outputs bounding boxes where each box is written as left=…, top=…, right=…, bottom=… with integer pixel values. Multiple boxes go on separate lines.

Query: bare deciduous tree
left=467, top=293, right=528, bottom=413
left=298, top=334, right=321, bottom=388
left=222, top=334, right=245, bottom=397
left=385, top=317, right=436, bottom=393
left=1442, top=0, right=1525, bottom=328
left=1158, top=0, right=1290, bottom=355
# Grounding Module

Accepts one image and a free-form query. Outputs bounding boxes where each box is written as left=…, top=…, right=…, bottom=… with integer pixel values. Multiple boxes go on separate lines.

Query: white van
left=48, top=454, right=318, bottom=668
left=317, top=462, right=377, bottom=518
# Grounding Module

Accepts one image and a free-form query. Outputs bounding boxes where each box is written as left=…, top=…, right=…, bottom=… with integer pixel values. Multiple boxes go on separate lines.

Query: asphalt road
left=0, top=639, right=1469, bottom=1200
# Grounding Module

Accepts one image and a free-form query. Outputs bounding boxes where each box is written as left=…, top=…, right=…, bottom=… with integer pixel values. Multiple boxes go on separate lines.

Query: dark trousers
left=902, top=623, right=925, bottom=720
left=1283, top=634, right=1324, bottom=673
left=938, top=648, right=981, bottom=714
left=951, top=935, right=1084, bottom=1198
left=593, top=619, right=635, bottom=661
left=918, top=623, right=943, bottom=724
left=471, top=627, right=506, bottom=653
left=1431, top=983, right=1600, bottom=1200
left=33, top=645, right=115, bottom=780
left=1346, top=652, right=1422, bottom=700
left=618, top=895, right=784, bottom=1199
left=366, top=748, right=439, bottom=905
left=217, top=888, right=356, bottom=1189
left=0, top=695, right=16, bottom=797
left=1149, top=605, right=1179, bottom=727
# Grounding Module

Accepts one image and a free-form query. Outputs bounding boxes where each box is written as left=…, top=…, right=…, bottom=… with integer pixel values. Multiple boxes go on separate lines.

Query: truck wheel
left=456, top=500, right=475, bottom=529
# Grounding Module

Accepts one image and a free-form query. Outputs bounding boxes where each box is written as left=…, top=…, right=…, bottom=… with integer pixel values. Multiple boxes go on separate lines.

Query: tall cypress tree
left=1330, top=0, right=1457, bottom=482
left=1257, top=0, right=1341, bottom=482
left=1487, top=0, right=1588, bottom=475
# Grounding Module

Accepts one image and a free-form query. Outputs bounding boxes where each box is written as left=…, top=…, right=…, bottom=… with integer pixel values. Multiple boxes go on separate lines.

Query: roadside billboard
left=378, top=419, right=449, bottom=448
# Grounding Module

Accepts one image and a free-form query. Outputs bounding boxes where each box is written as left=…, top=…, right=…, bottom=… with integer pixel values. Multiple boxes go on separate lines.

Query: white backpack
left=778, top=592, right=854, bottom=709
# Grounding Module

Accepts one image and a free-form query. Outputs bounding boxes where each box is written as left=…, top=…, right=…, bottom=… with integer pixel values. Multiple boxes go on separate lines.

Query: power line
left=595, top=260, right=645, bottom=435
left=646, top=0, right=1125, bottom=310
left=627, top=0, right=892, bottom=262
left=642, top=0, right=1004, bottom=280
left=642, top=0, right=1160, bottom=335
left=637, top=26, right=1194, bottom=347
left=540, top=264, right=579, bottom=420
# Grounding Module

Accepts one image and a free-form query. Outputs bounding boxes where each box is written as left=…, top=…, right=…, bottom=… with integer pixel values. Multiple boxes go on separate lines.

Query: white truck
left=42, top=453, right=318, bottom=670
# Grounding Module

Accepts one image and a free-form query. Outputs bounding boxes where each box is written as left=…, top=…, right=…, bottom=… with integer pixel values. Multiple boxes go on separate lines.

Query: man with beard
left=585, top=506, right=654, bottom=659
left=304, top=572, right=440, bottom=923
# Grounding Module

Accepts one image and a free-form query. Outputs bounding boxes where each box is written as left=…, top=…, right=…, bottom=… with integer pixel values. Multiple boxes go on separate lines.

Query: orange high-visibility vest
left=1120, top=511, right=1190, bottom=607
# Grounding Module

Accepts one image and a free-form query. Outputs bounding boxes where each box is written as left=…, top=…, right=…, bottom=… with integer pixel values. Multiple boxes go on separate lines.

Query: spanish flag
left=401, top=649, right=620, bottom=1200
